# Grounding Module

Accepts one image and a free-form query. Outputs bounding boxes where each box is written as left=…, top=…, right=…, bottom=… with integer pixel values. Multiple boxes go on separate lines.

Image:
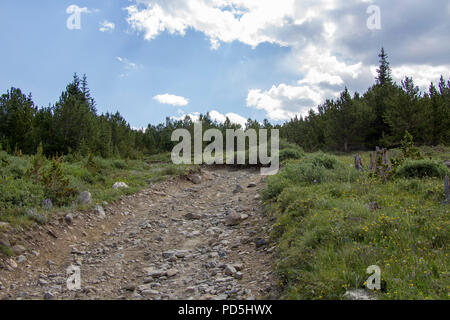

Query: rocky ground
left=0, top=167, right=279, bottom=300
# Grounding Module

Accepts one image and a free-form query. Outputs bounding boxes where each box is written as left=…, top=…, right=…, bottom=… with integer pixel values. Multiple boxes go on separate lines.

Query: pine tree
left=384, top=77, right=424, bottom=144
left=376, top=47, right=392, bottom=86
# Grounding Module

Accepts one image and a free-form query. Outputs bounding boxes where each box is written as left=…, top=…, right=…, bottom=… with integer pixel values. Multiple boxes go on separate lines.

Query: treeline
left=0, top=73, right=273, bottom=158
left=281, top=49, right=450, bottom=152
left=1, top=49, right=449, bottom=158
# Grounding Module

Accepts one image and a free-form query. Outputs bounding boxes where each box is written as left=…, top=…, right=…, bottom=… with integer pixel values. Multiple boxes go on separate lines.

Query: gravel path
left=0, top=168, right=278, bottom=300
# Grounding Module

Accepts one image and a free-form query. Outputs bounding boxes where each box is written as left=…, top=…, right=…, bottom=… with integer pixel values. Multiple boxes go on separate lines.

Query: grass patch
left=0, top=152, right=194, bottom=231
left=263, top=150, right=449, bottom=300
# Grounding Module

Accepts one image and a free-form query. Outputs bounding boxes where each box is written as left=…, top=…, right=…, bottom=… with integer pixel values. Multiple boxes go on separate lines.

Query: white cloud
left=172, top=109, right=247, bottom=127
left=154, top=94, right=189, bottom=107
left=391, top=65, right=450, bottom=90
left=116, top=56, right=138, bottom=70
left=116, top=56, right=141, bottom=78
left=171, top=112, right=200, bottom=122
left=99, top=20, right=115, bottom=32
left=125, top=0, right=366, bottom=120
left=246, top=84, right=337, bottom=121
left=209, top=110, right=247, bottom=128
left=126, top=0, right=450, bottom=121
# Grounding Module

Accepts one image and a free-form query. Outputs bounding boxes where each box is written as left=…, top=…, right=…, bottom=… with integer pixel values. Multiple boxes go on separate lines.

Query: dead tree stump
left=355, top=154, right=363, bottom=171
left=369, top=147, right=391, bottom=178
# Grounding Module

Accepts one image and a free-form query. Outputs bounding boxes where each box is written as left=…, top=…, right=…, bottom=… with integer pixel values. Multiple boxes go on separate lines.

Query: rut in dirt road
left=0, top=168, right=278, bottom=300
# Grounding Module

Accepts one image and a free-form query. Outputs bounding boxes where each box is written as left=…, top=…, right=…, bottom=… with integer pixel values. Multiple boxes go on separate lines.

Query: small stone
left=234, top=272, right=243, bottom=280
left=224, top=212, right=243, bottom=226
left=191, top=175, right=202, bottom=185
left=94, top=206, right=106, bottom=219
left=123, top=284, right=136, bottom=291
left=7, top=259, right=17, bottom=269
left=17, top=255, right=26, bottom=264
left=255, top=238, right=267, bottom=248
left=146, top=269, right=166, bottom=278
left=224, top=265, right=237, bottom=276
left=162, top=250, right=176, bottom=259
left=166, top=269, right=178, bottom=277
left=12, top=244, right=26, bottom=255
left=64, top=213, right=74, bottom=224
left=44, top=292, right=54, bottom=300
left=175, top=251, right=187, bottom=258
left=141, top=289, right=159, bottom=296
left=247, top=182, right=257, bottom=188
left=38, top=279, right=48, bottom=286
left=186, top=287, right=196, bottom=294
left=113, top=182, right=129, bottom=190
left=185, top=212, right=202, bottom=220
left=233, top=264, right=243, bottom=271
left=233, top=185, right=243, bottom=194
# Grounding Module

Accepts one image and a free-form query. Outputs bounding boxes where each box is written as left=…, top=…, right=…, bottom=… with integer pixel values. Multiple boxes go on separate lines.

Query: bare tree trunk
left=355, top=154, right=363, bottom=171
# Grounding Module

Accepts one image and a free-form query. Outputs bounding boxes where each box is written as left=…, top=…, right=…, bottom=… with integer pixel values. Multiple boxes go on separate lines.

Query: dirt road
left=0, top=167, right=278, bottom=300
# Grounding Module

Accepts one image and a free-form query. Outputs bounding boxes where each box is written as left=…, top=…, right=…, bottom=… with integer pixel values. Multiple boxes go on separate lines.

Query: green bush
left=0, top=176, right=44, bottom=207
left=308, top=152, right=339, bottom=170
left=41, top=157, right=77, bottom=206
left=112, top=159, right=127, bottom=169
left=395, top=159, right=449, bottom=179
left=262, top=175, right=289, bottom=201
left=279, top=148, right=304, bottom=162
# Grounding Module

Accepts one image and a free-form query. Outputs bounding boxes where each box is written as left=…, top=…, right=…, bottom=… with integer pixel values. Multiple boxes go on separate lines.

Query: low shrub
left=395, top=159, right=449, bottom=179
left=279, top=148, right=304, bottom=162
left=0, top=176, right=44, bottom=208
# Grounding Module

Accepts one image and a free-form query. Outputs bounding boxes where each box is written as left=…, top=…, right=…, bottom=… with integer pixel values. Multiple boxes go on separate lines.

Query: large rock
left=113, top=182, right=129, bottom=190
left=79, top=191, right=92, bottom=205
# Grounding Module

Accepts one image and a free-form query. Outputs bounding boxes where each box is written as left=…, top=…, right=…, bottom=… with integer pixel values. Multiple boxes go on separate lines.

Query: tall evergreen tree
left=0, top=87, right=36, bottom=153
left=376, top=47, right=393, bottom=86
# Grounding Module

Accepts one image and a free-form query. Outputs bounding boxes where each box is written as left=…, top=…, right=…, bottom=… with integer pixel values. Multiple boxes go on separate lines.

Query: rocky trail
left=0, top=168, right=278, bottom=300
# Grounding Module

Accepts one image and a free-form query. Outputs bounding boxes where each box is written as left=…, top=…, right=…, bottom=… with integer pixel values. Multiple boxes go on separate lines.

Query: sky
left=0, top=0, right=449, bottom=129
